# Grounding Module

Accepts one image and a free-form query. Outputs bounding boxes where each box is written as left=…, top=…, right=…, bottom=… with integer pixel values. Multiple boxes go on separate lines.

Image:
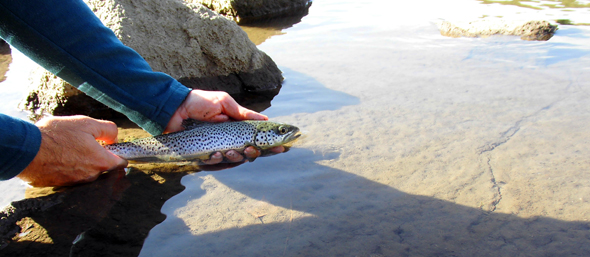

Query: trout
left=105, top=120, right=300, bottom=163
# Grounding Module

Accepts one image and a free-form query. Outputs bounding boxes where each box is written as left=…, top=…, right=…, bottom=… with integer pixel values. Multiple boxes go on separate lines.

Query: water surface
left=139, top=0, right=590, bottom=256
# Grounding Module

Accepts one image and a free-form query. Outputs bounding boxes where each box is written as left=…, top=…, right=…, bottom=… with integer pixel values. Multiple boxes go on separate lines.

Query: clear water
left=2, top=0, right=590, bottom=255
left=138, top=0, right=590, bottom=256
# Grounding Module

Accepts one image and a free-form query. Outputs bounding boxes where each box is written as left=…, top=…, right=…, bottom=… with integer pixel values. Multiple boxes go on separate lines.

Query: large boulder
left=438, top=19, right=558, bottom=41
left=190, top=0, right=312, bottom=24
left=21, top=0, right=283, bottom=120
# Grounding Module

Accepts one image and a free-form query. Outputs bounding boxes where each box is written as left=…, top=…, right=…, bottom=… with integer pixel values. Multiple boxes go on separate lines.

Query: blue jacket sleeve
left=0, top=0, right=191, bottom=136
left=0, top=114, right=42, bottom=180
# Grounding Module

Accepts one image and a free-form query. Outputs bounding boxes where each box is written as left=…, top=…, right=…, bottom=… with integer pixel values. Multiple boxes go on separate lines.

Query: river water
left=3, top=0, right=590, bottom=256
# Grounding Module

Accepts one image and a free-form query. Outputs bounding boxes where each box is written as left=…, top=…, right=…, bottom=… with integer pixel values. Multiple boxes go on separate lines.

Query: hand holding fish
left=165, top=89, right=268, bottom=132
left=17, top=116, right=128, bottom=187
left=164, top=89, right=285, bottom=164
left=16, top=91, right=288, bottom=187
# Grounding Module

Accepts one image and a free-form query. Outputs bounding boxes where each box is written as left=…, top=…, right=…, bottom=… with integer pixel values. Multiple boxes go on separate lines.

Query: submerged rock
left=189, top=0, right=313, bottom=24
left=438, top=19, right=558, bottom=41
left=21, top=0, right=283, bottom=120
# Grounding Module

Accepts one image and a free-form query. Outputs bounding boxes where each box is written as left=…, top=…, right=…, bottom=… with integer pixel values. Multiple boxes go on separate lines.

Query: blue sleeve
left=0, top=0, right=191, bottom=136
left=0, top=114, right=42, bottom=180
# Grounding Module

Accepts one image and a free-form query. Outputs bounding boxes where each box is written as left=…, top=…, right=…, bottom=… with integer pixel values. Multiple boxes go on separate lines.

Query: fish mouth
left=285, top=130, right=302, bottom=143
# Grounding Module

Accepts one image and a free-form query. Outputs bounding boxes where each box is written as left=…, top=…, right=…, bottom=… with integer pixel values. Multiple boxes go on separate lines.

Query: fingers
left=219, top=93, right=268, bottom=121
left=20, top=115, right=129, bottom=187
left=200, top=146, right=286, bottom=166
left=164, top=115, right=183, bottom=134
left=40, top=115, right=120, bottom=144
left=98, top=146, right=129, bottom=171
left=244, top=146, right=261, bottom=159
left=269, top=146, right=285, bottom=154
left=88, top=119, right=120, bottom=144
left=202, top=152, right=223, bottom=165
left=225, top=150, right=244, bottom=162
left=202, top=150, right=245, bottom=165
left=201, top=148, right=259, bottom=165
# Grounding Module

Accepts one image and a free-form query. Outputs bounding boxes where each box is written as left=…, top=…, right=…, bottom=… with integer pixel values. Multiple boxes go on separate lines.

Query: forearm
left=0, top=114, right=42, bottom=180
left=0, top=0, right=190, bottom=135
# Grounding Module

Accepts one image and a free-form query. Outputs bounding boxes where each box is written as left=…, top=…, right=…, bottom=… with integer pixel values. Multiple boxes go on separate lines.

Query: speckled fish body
left=105, top=120, right=300, bottom=163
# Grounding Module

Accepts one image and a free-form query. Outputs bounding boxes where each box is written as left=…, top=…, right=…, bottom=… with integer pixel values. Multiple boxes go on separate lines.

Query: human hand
left=17, top=116, right=128, bottom=187
left=165, top=89, right=285, bottom=164
left=164, top=89, right=268, bottom=132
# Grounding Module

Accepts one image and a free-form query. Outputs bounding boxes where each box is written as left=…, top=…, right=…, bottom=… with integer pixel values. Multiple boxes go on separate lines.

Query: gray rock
left=438, top=19, right=558, bottom=41
left=190, top=0, right=312, bottom=24
left=21, top=0, right=283, bottom=120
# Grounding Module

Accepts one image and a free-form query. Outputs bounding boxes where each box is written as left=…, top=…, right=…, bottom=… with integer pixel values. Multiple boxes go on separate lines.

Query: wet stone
left=438, top=19, right=558, bottom=41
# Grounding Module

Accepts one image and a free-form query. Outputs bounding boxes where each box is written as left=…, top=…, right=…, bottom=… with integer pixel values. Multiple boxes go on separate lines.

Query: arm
left=0, top=114, right=41, bottom=180
left=0, top=0, right=189, bottom=135
left=0, top=0, right=282, bottom=185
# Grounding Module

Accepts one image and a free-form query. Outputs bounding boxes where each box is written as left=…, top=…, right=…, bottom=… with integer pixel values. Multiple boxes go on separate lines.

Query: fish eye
left=279, top=126, right=287, bottom=134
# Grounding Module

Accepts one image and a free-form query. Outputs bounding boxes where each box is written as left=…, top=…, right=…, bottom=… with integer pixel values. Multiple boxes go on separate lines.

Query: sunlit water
left=138, top=0, right=590, bottom=256
left=2, top=0, right=590, bottom=255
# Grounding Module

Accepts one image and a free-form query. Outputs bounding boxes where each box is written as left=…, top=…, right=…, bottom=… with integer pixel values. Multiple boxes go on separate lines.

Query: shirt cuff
left=0, top=114, right=42, bottom=180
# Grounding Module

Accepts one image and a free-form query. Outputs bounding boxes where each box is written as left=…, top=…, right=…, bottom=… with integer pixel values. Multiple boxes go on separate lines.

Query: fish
left=105, top=120, right=300, bottom=163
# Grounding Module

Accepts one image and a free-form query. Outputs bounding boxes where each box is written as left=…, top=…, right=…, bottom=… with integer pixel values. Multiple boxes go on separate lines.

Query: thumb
left=92, top=141, right=129, bottom=171
left=87, top=119, right=120, bottom=144
left=220, top=98, right=268, bottom=121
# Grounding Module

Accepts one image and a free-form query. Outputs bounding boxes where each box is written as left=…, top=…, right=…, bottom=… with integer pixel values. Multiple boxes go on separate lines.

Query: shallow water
left=2, top=0, right=590, bottom=255
left=138, top=0, right=590, bottom=256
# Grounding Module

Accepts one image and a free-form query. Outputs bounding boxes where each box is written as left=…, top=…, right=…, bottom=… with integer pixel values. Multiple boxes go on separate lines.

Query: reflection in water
left=260, top=67, right=360, bottom=118
left=240, top=7, right=311, bottom=45
left=461, top=26, right=590, bottom=66
left=477, top=0, right=590, bottom=25
left=140, top=148, right=590, bottom=256
left=1, top=166, right=193, bottom=256
left=228, top=67, right=360, bottom=117
left=480, top=0, right=590, bottom=9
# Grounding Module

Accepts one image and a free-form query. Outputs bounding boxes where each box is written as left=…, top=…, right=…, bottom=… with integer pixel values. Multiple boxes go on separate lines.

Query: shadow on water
left=544, top=43, right=590, bottom=65
left=0, top=67, right=360, bottom=255
left=2, top=65, right=588, bottom=255
left=138, top=147, right=590, bottom=256
left=556, top=26, right=590, bottom=38
left=2, top=148, right=589, bottom=256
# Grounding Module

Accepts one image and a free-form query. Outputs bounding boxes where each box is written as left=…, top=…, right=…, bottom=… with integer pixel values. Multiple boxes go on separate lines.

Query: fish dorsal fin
left=181, top=119, right=217, bottom=130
